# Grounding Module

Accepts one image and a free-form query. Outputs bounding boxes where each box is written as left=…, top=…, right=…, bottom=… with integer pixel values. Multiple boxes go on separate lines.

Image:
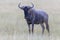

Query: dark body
left=18, top=3, right=50, bottom=35
left=25, top=11, right=44, bottom=24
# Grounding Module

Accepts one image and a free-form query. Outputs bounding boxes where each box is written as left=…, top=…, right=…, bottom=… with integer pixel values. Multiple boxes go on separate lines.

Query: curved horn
left=30, top=2, right=34, bottom=8
left=18, top=3, right=22, bottom=9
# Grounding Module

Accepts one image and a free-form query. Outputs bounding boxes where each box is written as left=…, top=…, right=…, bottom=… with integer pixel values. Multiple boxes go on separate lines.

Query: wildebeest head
left=18, top=2, right=34, bottom=18
left=18, top=2, right=34, bottom=12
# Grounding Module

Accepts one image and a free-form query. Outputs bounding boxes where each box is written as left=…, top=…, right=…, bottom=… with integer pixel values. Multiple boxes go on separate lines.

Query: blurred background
left=0, top=0, right=60, bottom=40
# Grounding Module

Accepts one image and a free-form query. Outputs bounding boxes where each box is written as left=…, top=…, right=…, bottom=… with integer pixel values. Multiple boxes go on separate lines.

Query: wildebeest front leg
left=40, top=24, right=45, bottom=35
left=32, top=19, right=34, bottom=34
left=28, top=24, right=31, bottom=34
left=32, top=23, right=34, bottom=34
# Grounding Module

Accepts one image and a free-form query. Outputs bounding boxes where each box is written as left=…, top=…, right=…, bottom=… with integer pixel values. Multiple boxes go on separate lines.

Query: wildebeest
left=18, top=2, right=50, bottom=35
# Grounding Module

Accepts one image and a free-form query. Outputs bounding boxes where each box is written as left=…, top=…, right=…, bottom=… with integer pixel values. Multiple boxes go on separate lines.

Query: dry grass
left=0, top=0, right=60, bottom=40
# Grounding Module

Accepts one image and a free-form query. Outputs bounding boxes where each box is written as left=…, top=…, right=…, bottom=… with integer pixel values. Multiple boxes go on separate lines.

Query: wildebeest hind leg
left=40, top=23, right=45, bottom=35
left=45, top=23, right=50, bottom=33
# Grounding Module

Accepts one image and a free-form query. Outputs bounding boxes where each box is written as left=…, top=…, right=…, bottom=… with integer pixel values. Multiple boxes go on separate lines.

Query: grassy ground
left=0, top=0, right=60, bottom=40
